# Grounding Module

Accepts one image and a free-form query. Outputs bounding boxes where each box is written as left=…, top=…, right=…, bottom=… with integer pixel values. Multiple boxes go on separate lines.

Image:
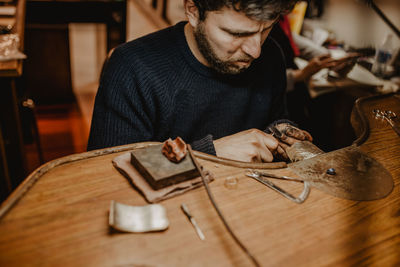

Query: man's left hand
left=271, top=123, right=313, bottom=149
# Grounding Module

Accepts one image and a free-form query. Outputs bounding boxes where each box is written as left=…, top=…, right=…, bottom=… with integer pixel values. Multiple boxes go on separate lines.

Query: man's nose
left=241, top=34, right=262, bottom=59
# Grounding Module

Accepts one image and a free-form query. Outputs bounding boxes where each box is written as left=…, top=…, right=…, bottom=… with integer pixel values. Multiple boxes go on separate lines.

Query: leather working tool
left=181, top=203, right=205, bottom=241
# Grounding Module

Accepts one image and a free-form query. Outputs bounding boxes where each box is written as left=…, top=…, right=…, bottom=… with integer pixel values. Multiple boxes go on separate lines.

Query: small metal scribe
left=181, top=203, right=205, bottom=241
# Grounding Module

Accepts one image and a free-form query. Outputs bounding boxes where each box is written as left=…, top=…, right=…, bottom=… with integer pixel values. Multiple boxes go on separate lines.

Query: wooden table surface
left=0, top=93, right=399, bottom=267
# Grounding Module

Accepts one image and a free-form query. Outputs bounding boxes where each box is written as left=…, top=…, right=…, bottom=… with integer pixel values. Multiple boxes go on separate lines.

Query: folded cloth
left=112, top=152, right=214, bottom=203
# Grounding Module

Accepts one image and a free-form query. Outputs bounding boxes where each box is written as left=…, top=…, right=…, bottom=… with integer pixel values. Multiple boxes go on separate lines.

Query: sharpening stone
left=130, top=144, right=200, bottom=190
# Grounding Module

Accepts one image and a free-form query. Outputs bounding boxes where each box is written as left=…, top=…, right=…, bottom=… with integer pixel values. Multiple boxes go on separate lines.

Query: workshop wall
left=322, top=0, right=400, bottom=49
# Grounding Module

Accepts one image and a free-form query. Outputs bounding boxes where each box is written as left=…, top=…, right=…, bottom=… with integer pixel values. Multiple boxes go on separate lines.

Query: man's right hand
left=213, top=129, right=287, bottom=162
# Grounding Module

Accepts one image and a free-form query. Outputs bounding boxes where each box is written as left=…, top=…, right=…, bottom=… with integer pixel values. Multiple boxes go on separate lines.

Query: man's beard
left=194, top=23, right=252, bottom=75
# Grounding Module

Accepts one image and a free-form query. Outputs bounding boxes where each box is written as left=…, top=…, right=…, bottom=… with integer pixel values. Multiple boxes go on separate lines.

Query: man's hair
left=193, top=0, right=299, bottom=21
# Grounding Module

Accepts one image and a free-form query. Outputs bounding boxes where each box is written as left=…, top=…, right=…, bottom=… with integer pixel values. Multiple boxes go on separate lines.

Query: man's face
left=193, top=7, right=276, bottom=75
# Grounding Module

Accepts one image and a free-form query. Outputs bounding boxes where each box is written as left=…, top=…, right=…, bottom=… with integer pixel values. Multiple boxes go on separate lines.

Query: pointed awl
left=181, top=203, right=205, bottom=241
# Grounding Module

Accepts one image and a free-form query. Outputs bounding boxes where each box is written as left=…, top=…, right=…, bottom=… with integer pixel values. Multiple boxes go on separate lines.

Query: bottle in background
left=371, top=34, right=395, bottom=78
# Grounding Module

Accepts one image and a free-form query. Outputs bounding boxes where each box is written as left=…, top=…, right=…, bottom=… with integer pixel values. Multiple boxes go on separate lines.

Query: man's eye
left=230, top=32, right=251, bottom=38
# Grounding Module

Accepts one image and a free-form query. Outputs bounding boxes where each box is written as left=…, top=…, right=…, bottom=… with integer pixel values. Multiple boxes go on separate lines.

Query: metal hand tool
left=245, top=170, right=310, bottom=204
left=181, top=203, right=205, bottom=241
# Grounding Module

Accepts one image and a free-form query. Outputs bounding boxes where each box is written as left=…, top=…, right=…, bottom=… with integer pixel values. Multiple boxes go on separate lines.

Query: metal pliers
left=245, top=170, right=310, bottom=204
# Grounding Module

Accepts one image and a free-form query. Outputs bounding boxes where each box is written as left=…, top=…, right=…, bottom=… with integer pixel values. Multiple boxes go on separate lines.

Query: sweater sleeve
left=266, top=40, right=291, bottom=124
left=87, top=49, right=155, bottom=150
left=190, top=134, right=216, bottom=155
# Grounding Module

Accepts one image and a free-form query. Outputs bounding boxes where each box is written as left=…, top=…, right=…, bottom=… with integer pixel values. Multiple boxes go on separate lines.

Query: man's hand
left=213, top=129, right=287, bottom=162
left=330, top=52, right=361, bottom=77
left=298, top=54, right=336, bottom=82
left=272, top=123, right=313, bottom=150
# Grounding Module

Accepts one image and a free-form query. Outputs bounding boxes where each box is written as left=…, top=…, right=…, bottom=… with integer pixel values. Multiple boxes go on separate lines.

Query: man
left=88, top=0, right=312, bottom=162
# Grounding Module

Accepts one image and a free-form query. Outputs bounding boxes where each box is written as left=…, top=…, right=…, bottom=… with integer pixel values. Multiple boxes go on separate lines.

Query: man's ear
left=184, top=0, right=200, bottom=27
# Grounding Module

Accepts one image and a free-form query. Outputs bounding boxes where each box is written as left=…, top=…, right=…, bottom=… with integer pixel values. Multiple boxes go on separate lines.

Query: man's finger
left=275, top=144, right=288, bottom=161
left=279, top=142, right=290, bottom=150
left=258, top=146, right=274, bottom=162
left=259, top=132, right=279, bottom=151
left=274, top=123, right=314, bottom=143
left=285, top=126, right=306, bottom=140
left=254, top=131, right=278, bottom=162
left=317, top=54, right=331, bottom=61
left=279, top=135, right=298, bottom=145
left=320, top=57, right=335, bottom=65
left=302, top=130, right=313, bottom=141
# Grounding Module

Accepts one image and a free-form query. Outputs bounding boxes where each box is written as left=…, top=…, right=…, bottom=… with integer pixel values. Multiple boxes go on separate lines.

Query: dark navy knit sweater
left=87, top=22, right=289, bottom=154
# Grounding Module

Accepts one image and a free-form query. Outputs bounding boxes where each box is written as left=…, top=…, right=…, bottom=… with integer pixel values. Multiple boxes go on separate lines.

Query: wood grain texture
left=0, top=94, right=399, bottom=266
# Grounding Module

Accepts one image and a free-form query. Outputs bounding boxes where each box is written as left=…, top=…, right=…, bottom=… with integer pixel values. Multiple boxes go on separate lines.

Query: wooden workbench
left=0, top=93, right=399, bottom=266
